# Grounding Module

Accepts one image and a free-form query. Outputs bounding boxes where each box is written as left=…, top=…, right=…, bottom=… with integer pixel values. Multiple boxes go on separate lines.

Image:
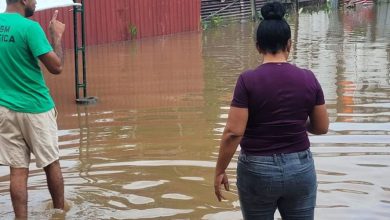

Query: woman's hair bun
left=261, top=2, right=286, bottom=20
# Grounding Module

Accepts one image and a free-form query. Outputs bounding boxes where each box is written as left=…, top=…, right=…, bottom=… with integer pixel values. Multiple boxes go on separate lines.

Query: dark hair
left=6, top=0, right=20, bottom=4
left=256, top=2, right=291, bottom=54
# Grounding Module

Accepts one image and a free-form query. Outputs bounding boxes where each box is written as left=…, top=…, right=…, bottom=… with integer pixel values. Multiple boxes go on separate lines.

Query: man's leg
left=43, top=160, right=64, bottom=209
left=20, top=109, right=64, bottom=209
left=10, top=167, right=29, bottom=218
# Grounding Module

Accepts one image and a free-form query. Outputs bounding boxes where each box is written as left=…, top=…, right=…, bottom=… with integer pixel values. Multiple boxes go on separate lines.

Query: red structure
left=32, top=0, right=201, bottom=48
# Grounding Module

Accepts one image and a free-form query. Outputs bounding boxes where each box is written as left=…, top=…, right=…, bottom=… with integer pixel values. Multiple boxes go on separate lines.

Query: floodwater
left=1, top=2, right=390, bottom=220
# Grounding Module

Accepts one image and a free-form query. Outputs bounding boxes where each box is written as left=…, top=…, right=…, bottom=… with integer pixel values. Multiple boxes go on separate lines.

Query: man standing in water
left=0, top=0, right=65, bottom=218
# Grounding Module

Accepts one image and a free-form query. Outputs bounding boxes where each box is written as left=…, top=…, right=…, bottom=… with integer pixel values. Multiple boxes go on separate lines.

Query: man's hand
left=49, top=10, right=65, bottom=41
left=43, top=10, right=65, bottom=70
left=214, top=172, right=229, bottom=202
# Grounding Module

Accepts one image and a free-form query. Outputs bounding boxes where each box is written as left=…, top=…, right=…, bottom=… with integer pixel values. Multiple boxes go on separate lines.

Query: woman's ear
left=286, top=39, right=292, bottom=53
left=256, top=42, right=262, bottom=54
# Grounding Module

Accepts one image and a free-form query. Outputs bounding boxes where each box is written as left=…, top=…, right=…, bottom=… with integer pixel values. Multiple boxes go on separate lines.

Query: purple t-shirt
left=231, top=63, right=325, bottom=155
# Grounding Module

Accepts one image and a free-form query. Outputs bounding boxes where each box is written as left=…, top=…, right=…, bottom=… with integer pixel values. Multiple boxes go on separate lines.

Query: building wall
left=32, top=0, right=201, bottom=48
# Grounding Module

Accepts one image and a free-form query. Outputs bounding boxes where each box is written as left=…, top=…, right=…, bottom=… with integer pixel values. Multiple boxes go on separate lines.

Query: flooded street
left=1, top=3, right=390, bottom=219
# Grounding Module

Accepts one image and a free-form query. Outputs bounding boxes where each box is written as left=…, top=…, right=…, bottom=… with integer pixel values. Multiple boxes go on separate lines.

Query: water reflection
left=0, top=2, right=390, bottom=220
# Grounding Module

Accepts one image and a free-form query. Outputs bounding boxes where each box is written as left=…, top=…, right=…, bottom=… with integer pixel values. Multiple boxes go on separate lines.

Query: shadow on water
left=0, top=2, right=390, bottom=219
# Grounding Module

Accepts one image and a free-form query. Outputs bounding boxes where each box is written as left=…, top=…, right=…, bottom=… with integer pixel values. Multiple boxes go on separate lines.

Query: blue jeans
left=237, top=149, right=317, bottom=220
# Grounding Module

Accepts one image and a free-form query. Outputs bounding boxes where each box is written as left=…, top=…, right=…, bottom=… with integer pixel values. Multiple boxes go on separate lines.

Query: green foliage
left=128, top=24, right=138, bottom=40
left=201, top=18, right=209, bottom=30
left=202, top=15, right=225, bottom=31
left=256, top=10, right=263, bottom=20
left=210, top=15, right=223, bottom=27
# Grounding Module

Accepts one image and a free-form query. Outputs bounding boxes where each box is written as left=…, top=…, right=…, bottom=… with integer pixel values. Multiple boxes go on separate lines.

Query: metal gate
left=201, top=0, right=298, bottom=21
left=201, top=0, right=268, bottom=21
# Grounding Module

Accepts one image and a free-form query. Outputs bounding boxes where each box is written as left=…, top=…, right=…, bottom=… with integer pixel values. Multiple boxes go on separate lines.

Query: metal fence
left=201, top=0, right=269, bottom=21
left=201, top=0, right=310, bottom=21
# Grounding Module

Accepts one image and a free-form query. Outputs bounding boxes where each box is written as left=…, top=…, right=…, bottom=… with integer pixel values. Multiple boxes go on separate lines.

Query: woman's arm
left=214, top=107, right=248, bottom=201
left=307, top=104, right=329, bottom=135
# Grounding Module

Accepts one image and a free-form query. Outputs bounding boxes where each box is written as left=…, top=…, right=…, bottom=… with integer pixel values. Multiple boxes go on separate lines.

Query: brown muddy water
left=1, top=3, right=390, bottom=220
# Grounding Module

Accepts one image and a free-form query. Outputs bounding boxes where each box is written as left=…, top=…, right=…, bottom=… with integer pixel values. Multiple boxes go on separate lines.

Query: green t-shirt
left=0, top=13, right=54, bottom=113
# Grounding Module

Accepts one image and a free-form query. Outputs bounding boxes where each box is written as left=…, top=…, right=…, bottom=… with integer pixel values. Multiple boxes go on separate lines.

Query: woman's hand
left=214, top=172, right=229, bottom=201
left=214, top=107, right=248, bottom=202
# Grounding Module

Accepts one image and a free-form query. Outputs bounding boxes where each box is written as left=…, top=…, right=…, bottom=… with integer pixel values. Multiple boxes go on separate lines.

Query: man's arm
left=39, top=10, right=65, bottom=75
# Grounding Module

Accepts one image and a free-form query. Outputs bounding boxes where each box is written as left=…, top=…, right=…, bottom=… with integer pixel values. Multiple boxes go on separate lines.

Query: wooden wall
left=32, top=0, right=201, bottom=48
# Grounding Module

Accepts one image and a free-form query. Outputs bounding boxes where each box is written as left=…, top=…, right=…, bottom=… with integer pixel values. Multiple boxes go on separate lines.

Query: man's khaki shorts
left=0, top=106, right=59, bottom=168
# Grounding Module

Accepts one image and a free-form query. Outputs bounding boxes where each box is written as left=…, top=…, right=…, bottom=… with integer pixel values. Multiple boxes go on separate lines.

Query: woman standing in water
left=214, top=2, right=329, bottom=219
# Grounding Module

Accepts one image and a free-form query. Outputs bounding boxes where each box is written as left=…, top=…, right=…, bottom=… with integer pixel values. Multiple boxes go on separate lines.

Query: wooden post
left=250, top=0, right=256, bottom=20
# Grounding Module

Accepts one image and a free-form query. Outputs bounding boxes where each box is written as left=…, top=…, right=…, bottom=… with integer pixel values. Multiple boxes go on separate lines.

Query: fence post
left=294, top=0, right=299, bottom=12
left=250, top=0, right=256, bottom=20
left=73, top=0, right=98, bottom=104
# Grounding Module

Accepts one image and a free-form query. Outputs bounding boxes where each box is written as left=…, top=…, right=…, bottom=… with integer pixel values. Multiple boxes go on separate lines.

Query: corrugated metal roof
left=0, top=0, right=80, bottom=12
